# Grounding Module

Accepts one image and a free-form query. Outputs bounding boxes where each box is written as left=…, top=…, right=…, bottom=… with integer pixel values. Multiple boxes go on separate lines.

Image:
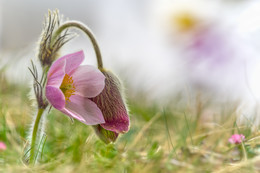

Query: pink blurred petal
left=63, top=94, right=105, bottom=125
left=0, top=142, right=6, bottom=151
left=57, top=50, right=84, bottom=75
left=228, top=134, right=245, bottom=144
left=71, top=65, right=105, bottom=98
left=47, top=58, right=66, bottom=87
left=46, top=86, right=65, bottom=110
left=228, top=138, right=235, bottom=144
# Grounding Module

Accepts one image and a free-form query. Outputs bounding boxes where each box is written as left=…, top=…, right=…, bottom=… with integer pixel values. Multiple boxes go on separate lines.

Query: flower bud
left=0, top=142, right=6, bottom=151
left=91, top=69, right=129, bottom=142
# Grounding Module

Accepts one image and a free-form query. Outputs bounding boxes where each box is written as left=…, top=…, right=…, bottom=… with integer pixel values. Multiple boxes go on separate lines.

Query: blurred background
left=1, top=0, right=260, bottom=120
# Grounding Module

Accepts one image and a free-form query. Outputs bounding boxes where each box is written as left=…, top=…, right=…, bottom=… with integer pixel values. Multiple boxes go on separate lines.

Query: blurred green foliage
left=1, top=78, right=260, bottom=173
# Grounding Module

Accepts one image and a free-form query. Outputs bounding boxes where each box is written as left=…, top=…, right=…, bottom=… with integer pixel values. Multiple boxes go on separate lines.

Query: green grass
left=1, top=76, right=260, bottom=173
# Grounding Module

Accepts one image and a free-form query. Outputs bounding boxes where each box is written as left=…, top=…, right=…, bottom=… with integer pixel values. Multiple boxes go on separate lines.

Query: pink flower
left=45, top=50, right=106, bottom=125
left=228, top=134, right=245, bottom=144
left=0, top=142, right=6, bottom=151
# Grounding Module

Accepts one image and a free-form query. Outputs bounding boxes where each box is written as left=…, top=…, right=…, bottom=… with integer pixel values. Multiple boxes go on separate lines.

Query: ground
left=1, top=75, right=260, bottom=173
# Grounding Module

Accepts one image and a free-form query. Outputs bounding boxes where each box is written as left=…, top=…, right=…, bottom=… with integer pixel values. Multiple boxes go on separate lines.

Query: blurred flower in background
left=149, top=0, right=260, bottom=125
left=1, top=0, right=260, bottom=122
left=149, top=0, right=251, bottom=99
left=0, top=142, right=6, bottom=151
left=228, top=134, right=245, bottom=144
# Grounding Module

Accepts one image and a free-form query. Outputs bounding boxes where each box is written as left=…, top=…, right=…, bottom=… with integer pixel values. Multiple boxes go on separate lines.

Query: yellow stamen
left=172, top=12, right=197, bottom=32
left=60, top=74, right=76, bottom=102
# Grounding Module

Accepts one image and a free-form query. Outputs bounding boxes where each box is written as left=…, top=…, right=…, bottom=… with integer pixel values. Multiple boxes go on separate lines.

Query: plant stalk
left=29, top=108, right=44, bottom=164
left=52, top=21, right=104, bottom=69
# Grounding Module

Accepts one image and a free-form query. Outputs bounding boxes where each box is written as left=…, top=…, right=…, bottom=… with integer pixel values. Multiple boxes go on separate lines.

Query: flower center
left=60, top=74, right=76, bottom=102
left=172, top=12, right=198, bottom=32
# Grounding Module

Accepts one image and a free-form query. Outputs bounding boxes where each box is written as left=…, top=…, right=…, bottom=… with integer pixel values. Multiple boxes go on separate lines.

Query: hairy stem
left=29, top=108, right=44, bottom=164
left=52, top=21, right=103, bottom=69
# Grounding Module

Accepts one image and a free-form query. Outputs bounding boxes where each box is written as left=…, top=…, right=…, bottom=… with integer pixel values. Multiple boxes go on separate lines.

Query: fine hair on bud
left=91, top=69, right=130, bottom=143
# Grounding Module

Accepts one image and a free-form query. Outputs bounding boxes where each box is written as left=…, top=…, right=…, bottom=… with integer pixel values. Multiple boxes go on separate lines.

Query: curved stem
left=52, top=21, right=103, bottom=69
left=29, top=108, right=44, bottom=164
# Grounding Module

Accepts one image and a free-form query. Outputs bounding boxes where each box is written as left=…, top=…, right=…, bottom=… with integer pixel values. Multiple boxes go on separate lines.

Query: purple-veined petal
left=91, top=70, right=129, bottom=133
left=46, top=86, right=66, bottom=110
left=57, top=50, right=85, bottom=75
left=47, top=57, right=66, bottom=88
left=63, top=94, right=105, bottom=125
left=71, top=65, right=105, bottom=98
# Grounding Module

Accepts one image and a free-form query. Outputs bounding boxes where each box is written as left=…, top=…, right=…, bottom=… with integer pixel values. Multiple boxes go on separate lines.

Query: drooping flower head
left=228, top=134, right=245, bottom=144
left=45, top=50, right=106, bottom=125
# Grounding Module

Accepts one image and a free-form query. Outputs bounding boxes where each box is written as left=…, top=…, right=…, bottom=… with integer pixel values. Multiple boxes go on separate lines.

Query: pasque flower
left=228, top=134, right=245, bottom=144
left=28, top=12, right=130, bottom=164
left=45, top=50, right=106, bottom=125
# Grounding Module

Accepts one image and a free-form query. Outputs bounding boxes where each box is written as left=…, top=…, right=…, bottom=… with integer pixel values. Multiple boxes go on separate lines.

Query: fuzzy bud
left=91, top=69, right=129, bottom=143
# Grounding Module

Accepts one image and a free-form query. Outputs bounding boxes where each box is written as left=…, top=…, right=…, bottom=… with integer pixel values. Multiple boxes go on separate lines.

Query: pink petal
left=71, top=65, right=105, bottom=98
left=57, top=50, right=84, bottom=75
left=63, top=94, right=105, bottom=125
left=47, top=57, right=66, bottom=87
left=228, top=138, right=234, bottom=144
left=228, top=134, right=245, bottom=144
left=45, top=86, right=65, bottom=110
left=0, top=142, right=6, bottom=151
left=240, top=134, right=245, bottom=140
